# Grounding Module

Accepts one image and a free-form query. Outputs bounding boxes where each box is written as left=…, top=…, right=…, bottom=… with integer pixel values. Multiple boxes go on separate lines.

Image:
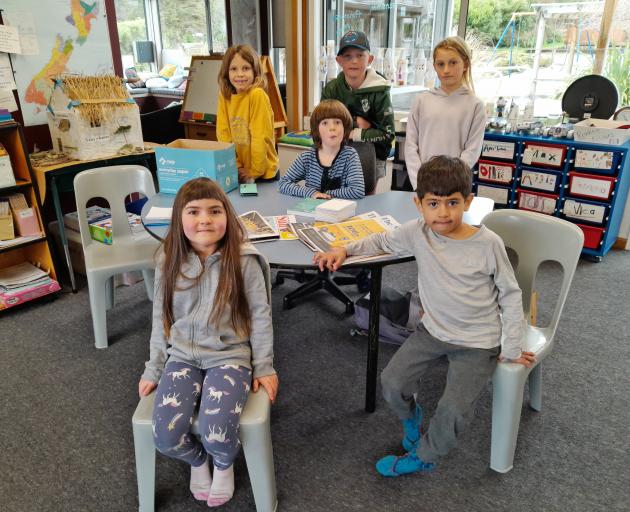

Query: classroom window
left=323, top=0, right=450, bottom=111
left=114, top=0, right=150, bottom=71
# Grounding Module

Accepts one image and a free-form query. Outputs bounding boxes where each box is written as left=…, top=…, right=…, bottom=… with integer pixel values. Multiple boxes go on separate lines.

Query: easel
left=179, top=55, right=287, bottom=142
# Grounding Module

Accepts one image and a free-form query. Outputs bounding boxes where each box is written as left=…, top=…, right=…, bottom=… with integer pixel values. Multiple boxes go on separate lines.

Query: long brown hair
left=160, top=178, right=250, bottom=339
left=433, top=36, right=475, bottom=92
left=218, top=45, right=267, bottom=100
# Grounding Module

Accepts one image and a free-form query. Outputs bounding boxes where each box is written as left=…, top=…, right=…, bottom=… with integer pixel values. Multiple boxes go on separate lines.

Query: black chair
left=275, top=142, right=378, bottom=313
left=140, top=102, right=185, bottom=144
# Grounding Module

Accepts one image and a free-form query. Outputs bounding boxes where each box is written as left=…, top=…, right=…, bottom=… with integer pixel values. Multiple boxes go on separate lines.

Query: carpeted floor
left=1, top=249, right=629, bottom=512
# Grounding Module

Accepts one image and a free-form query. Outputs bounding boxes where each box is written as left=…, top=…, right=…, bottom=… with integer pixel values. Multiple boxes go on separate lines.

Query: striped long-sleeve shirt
left=278, top=145, right=365, bottom=199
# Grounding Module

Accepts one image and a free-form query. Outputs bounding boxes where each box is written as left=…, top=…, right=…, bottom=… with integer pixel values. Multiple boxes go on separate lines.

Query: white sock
left=190, top=456, right=212, bottom=501
left=207, top=464, right=234, bottom=507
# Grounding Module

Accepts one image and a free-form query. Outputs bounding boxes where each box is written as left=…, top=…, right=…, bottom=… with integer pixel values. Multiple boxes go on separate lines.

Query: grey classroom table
left=142, top=183, right=494, bottom=412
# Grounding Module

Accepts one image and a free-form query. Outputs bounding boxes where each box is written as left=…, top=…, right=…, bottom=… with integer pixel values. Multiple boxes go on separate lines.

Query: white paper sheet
left=0, top=25, right=22, bottom=54
left=0, top=53, right=16, bottom=90
left=0, top=88, right=18, bottom=112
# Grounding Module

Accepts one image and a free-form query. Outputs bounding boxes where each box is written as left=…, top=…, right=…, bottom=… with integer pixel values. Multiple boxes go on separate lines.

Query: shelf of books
left=0, top=121, right=60, bottom=310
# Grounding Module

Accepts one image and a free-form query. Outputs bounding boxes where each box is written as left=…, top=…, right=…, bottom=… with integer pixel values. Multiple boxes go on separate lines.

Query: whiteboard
left=181, top=56, right=223, bottom=124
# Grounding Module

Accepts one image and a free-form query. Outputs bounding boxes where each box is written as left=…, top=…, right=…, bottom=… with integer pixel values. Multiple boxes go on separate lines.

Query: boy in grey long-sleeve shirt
left=314, top=155, right=536, bottom=477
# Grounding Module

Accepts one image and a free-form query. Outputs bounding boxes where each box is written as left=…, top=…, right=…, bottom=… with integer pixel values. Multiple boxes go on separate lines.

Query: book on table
left=314, top=198, right=356, bottom=223
left=239, top=211, right=280, bottom=242
left=286, top=198, right=327, bottom=218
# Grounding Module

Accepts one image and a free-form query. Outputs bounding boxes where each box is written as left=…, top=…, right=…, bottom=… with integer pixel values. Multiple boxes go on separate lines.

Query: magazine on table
left=264, top=215, right=298, bottom=240
left=296, top=216, right=402, bottom=265
left=239, top=211, right=280, bottom=242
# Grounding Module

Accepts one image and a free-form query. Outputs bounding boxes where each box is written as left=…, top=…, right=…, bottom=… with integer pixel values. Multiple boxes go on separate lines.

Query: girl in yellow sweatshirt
left=217, top=45, right=279, bottom=182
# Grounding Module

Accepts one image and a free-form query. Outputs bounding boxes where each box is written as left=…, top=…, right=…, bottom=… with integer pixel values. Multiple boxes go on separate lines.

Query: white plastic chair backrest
left=73, top=165, right=156, bottom=248
left=482, top=209, right=584, bottom=338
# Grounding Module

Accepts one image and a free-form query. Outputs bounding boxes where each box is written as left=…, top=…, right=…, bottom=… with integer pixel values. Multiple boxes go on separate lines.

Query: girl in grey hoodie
left=405, top=37, right=486, bottom=189
left=138, top=178, right=278, bottom=507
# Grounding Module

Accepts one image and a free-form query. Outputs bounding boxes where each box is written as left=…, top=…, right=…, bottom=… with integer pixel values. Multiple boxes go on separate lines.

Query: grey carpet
left=1, top=250, right=629, bottom=511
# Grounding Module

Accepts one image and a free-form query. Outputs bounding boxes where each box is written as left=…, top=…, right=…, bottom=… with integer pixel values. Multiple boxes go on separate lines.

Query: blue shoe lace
left=402, top=404, right=422, bottom=452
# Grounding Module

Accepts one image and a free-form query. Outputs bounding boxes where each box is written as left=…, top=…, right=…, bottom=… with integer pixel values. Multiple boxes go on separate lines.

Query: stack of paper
left=286, top=198, right=327, bottom=218
left=315, top=199, right=356, bottom=223
left=0, top=261, right=61, bottom=310
left=144, top=206, right=173, bottom=226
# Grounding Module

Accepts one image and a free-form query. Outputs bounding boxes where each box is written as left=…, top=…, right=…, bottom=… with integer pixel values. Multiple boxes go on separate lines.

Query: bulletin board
left=179, top=55, right=287, bottom=135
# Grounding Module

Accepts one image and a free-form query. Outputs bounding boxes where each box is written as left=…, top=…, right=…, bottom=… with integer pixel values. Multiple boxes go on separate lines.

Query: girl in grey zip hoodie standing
left=405, top=37, right=486, bottom=189
left=138, top=178, right=278, bottom=507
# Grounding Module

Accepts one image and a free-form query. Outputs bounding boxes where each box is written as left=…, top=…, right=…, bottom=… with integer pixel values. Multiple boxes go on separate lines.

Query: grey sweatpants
left=152, top=361, right=251, bottom=469
left=381, top=325, right=499, bottom=463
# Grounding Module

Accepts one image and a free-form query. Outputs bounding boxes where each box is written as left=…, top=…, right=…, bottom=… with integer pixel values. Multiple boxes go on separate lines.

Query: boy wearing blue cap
left=322, top=30, right=395, bottom=183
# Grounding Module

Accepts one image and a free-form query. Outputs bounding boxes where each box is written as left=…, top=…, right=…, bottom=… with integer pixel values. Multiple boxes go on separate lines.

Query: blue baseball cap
left=337, top=31, right=370, bottom=56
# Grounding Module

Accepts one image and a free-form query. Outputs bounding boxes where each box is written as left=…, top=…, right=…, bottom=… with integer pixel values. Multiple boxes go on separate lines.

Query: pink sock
left=190, top=456, right=212, bottom=501
left=207, top=464, right=234, bottom=507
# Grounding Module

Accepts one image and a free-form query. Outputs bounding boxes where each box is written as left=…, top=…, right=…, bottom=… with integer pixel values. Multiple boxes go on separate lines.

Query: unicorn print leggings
left=152, top=360, right=251, bottom=469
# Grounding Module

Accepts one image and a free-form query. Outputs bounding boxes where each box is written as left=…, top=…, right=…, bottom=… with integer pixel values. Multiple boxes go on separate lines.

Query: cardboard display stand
left=180, top=55, right=287, bottom=141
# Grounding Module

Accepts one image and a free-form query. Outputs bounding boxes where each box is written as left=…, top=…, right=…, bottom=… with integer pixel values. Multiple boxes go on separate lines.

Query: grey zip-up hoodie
left=405, top=86, right=486, bottom=188
left=142, top=243, right=275, bottom=383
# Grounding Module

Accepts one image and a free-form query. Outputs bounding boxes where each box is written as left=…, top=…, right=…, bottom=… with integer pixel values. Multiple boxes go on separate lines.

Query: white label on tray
left=574, top=149, right=614, bottom=170
left=477, top=184, right=509, bottom=204
left=525, top=144, right=564, bottom=167
left=481, top=140, right=515, bottom=159
left=570, top=175, right=613, bottom=199
left=520, top=169, right=558, bottom=192
left=518, top=191, right=556, bottom=214
left=563, top=199, right=606, bottom=224
left=478, top=162, right=513, bottom=184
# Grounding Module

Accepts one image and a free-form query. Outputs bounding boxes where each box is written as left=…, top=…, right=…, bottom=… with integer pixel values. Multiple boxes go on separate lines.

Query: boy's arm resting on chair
left=491, top=237, right=537, bottom=368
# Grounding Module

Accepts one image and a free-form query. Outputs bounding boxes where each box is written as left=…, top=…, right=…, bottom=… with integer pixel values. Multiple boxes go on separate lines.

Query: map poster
left=2, top=0, right=114, bottom=126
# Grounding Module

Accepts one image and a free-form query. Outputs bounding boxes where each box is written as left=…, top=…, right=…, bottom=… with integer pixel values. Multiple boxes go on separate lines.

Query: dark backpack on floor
left=351, top=286, right=417, bottom=345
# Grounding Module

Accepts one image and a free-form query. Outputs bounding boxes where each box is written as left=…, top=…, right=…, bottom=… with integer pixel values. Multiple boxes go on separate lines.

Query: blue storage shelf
left=474, top=132, right=630, bottom=260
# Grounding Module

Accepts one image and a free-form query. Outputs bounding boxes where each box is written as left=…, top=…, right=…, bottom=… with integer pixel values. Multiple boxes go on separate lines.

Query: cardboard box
left=574, top=119, right=630, bottom=146
left=0, top=144, right=16, bottom=188
left=155, top=139, right=238, bottom=195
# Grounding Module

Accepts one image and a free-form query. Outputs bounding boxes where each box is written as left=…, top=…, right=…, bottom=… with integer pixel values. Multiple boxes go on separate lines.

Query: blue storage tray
left=560, top=197, right=610, bottom=226
left=518, top=166, right=563, bottom=194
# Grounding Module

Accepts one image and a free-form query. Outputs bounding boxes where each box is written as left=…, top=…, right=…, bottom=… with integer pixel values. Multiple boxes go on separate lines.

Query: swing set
left=487, top=2, right=603, bottom=75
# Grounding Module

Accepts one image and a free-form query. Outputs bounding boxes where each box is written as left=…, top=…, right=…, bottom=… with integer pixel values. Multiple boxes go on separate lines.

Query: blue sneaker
left=375, top=452, right=436, bottom=477
left=402, top=404, right=423, bottom=452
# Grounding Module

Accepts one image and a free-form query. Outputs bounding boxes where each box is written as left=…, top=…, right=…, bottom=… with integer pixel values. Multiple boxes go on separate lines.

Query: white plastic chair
left=132, top=389, right=277, bottom=512
left=73, top=165, right=160, bottom=349
left=482, top=209, right=584, bottom=473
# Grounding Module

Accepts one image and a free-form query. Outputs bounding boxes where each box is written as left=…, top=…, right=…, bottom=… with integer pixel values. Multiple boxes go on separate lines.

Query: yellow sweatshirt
left=217, top=87, right=278, bottom=180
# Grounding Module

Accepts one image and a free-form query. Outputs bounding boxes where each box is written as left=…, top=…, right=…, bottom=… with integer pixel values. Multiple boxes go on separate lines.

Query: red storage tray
left=516, top=189, right=558, bottom=215
left=477, top=160, right=515, bottom=185
left=575, top=223, right=604, bottom=250
left=522, top=142, right=567, bottom=169
left=568, top=172, right=616, bottom=201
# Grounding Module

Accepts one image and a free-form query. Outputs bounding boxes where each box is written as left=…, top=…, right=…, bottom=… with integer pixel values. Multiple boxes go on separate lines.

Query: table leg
left=365, top=267, right=382, bottom=413
left=51, top=176, right=77, bottom=293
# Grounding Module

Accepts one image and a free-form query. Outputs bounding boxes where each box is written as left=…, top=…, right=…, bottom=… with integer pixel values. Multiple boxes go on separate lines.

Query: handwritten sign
left=481, top=140, right=515, bottom=160
left=569, top=174, right=614, bottom=200
left=477, top=184, right=510, bottom=205
left=478, top=161, right=513, bottom=184
left=522, top=144, right=565, bottom=168
left=0, top=25, right=21, bottom=54
left=518, top=191, right=556, bottom=214
left=520, top=169, right=558, bottom=192
left=574, top=149, right=614, bottom=170
left=563, top=199, right=607, bottom=224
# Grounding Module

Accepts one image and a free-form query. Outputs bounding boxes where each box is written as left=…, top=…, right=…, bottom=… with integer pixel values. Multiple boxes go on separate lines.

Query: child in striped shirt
left=279, top=100, right=365, bottom=200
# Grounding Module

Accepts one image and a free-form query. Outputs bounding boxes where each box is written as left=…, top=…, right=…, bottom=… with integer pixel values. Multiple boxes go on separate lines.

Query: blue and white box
left=155, top=139, right=239, bottom=195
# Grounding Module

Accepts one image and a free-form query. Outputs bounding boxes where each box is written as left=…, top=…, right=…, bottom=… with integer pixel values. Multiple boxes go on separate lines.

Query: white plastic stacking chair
left=73, top=165, right=160, bottom=349
left=132, top=389, right=277, bottom=511
left=482, top=209, right=584, bottom=473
